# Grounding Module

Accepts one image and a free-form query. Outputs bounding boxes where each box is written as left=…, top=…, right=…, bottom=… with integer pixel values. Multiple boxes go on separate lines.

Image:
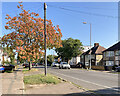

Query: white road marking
left=49, top=70, right=119, bottom=91
left=70, top=69, right=119, bottom=76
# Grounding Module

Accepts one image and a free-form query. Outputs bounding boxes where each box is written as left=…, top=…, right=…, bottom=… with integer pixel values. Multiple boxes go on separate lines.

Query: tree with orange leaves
left=2, top=2, right=62, bottom=70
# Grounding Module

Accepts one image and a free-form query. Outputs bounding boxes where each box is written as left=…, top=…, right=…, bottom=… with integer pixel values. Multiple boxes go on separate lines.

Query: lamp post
left=83, top=22, right=92, bottom=70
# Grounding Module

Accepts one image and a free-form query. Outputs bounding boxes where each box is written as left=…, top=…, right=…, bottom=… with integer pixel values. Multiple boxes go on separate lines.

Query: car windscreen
left=63, top=63, right=68, bottom=64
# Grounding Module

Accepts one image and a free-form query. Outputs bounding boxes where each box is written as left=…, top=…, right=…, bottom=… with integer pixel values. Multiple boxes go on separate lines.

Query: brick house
left=80, top=43, right=106, bottom=68
left=103, top=41, right=120, bottom=67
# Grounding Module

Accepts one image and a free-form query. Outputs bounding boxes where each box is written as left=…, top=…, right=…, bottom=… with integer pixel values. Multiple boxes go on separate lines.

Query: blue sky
left=1, top=2, right=118, bottom=55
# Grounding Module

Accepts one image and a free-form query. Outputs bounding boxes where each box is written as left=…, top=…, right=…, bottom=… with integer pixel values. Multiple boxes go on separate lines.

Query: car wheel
left=2, top=70, right=5, bottom=73
left=59, top=67, right=61, bottom=69
left=115, top=68, right=118, bottom=72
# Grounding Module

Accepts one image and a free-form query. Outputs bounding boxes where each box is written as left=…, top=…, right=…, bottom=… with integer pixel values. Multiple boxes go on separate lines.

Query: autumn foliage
left=2, top=2, right=62, bottom=63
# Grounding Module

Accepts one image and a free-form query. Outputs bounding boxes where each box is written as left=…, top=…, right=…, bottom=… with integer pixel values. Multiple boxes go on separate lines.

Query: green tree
left=55, top=38, right=83, bottom=62
left=47, top=55, right=58, bottom=65
left=47, top=55, right=54, bottom=65
left=3, top=47, right=15, bottom=65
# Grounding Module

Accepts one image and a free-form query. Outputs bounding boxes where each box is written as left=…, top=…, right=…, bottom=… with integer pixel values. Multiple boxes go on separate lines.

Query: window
left=81, top=55, right=84, bottom=58
left=115, top=50, right=120, bottom=56
left=103, top=52, right=106, bottom=57
left=116, top=51, right=119, bottom=55
left=115, top=61, right=119, bottom=65
left=106, top=61, right=114, bottom=66
left=115, top=56, right=119, bottom=60
left=85, top=55, right=89, bottom=58
left=106, top=51, right=114, bottom=57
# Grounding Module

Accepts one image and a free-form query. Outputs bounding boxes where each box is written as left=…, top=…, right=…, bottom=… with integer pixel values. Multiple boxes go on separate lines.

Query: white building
left=0, top=49, right=10, bottom=65
left=83, top=46, right=91, bottom=52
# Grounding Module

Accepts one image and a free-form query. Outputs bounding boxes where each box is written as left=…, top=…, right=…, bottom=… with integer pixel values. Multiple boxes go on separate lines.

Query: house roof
left=96, top=46, right=106, bottom=54
left=103, top=41, right=120, bottom=52
left=81, top=43, right=106, bottom=55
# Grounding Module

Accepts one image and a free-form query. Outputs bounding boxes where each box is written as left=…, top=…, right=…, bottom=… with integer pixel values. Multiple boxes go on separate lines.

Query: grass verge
left=24, top=73, right=61, bottom=85
left=22, top=68, right=38, bottom=73
left=5, top=70, right=13, bottom=73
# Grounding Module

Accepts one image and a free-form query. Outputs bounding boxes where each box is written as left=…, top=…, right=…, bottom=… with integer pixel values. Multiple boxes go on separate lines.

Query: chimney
left=94, top=43, right=99, bottom=47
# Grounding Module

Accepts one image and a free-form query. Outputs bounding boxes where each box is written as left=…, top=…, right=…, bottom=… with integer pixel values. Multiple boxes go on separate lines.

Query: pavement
left=1, top=70, right=24, bottom=94
left=25, top=82, right=86, bottom=94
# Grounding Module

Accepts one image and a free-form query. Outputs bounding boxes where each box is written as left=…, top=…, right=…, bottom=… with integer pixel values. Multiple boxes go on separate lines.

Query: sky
left=1, top=2, right=118, bottom=55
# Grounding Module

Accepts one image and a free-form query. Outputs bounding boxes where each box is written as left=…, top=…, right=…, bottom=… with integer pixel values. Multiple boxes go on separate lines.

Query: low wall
left=91, top=65, right=105, bottom=71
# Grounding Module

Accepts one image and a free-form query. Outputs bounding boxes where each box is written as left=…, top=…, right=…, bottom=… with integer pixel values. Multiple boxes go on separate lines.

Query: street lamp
left=83, top=22, right=92, bottom=70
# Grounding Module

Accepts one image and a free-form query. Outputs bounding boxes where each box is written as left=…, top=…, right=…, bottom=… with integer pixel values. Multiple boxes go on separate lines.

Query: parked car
left=32, top=63, right=37, bottom=67
left=69, top=62, right=76, bottom=68
left=76, top=62, right=85, bottom=68
left=0, top=65, right=5, bottom=73
left=3, top=64, right=15, bottom=71
left=42, top=63, right=51, bottom=66
left=38, top=63, right=43, bottom=65
left=59, top=62, right=70, bottom=69
left=115, top=66, right=120, bottom=72
left=52, top=62, right=59, bottom=67
left=47, top=63, right=51, bottom=66
left=22, top=63, right=29, bottom=68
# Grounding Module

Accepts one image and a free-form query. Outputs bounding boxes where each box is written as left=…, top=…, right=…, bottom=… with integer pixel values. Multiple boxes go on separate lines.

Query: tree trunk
left=29, top=62, right=31, bottom=70
left=67, top=58, right=69, bottom=63
left=2, top=55, right=4, bottom=65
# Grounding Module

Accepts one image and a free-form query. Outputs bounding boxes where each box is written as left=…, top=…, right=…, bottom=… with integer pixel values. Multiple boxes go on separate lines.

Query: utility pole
left=44, top=3, right=47, bottom=76
left=28, top=38, right=31, bottom=70
left=2, top=43, right=5, bottom=66
left=89, top=23, right=92, bottom=70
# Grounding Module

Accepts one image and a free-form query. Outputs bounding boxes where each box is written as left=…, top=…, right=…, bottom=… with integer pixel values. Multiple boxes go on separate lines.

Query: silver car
left=52, top=62, right=59, bottom=67
left=59, top=62, right=70, bottom=69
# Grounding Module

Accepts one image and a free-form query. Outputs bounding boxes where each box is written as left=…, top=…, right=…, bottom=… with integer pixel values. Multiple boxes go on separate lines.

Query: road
left=35, top=66, right=120, bottom=94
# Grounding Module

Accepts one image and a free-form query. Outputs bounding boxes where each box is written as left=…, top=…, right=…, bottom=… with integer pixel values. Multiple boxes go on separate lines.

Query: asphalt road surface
left=35, top=66, right=120, bottom=94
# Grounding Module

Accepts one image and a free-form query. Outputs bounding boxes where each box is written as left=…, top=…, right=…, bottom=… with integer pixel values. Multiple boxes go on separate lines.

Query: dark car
left=32, top=63, right=37, bottom=67
left=3, top=64, right=15, bottom=71
left=115, top=66, right=120, bottom=72
left=43, top=63, right=51, bottom=66
left=22, top=63, right=29, bottom=68
left=38, top=63, right=43, bottom=65
left=76, top=62, right=84, bottom=68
